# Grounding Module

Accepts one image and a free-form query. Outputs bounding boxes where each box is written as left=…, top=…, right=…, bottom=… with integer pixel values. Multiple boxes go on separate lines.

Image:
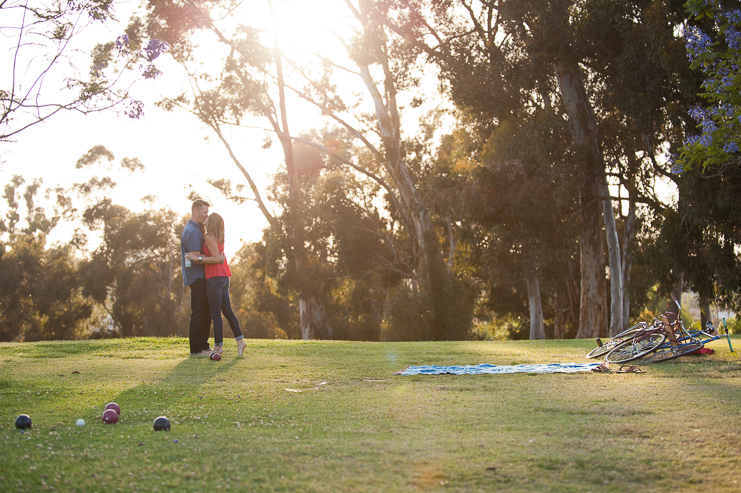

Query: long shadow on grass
left=108, top=356, right=240, bottom=426
left=648, top=359, right=741, bottom=406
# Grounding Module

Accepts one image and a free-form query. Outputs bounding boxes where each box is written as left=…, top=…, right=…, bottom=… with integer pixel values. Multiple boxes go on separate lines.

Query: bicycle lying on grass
left=586, top=294, right=734, bottom=364
left=585, top=322, right=650, bottom=359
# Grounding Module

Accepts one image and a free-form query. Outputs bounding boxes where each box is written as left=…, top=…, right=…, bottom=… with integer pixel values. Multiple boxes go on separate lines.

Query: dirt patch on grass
left=410, top=464, right=449, bottom=489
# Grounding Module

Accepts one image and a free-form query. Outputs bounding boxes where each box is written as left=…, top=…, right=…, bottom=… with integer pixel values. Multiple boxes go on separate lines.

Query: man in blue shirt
left=181, top=199, right=224, bottom=356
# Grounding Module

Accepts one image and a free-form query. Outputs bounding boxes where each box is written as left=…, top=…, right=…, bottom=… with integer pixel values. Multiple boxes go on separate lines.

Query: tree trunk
left=699, top=296, right=711, bottom=332
left=271, top=14, right=331, bottom=340
left=576, top=179, right=608, bottom=339
left=622, top=192, right=636, bottom=328
left=446, top=216, right=456, bottom=269
left=670, top=274, right=683, bottom=317
left=299, top=293, right=334, bottom=340
left=566, top=254, right=580, bottom=337
left=553, top=289, right=565, bottom=339
left=554, top=60, right=608, bottom=339
left=354, top=13, right=439, bottom=278
left=601, top=176, right=623, bottom=336
left=298, top=297, right=315, bottom=340
left=527, top=274, right=545, bottom=340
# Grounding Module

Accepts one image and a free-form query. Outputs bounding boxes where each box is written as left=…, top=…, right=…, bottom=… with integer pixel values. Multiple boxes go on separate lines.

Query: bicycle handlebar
left=670, top=292, right=681, bottom=311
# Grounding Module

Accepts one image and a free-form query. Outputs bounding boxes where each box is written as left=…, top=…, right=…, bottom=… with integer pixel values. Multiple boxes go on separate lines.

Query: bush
left=241, top=311, right=288, bottom=339
left=382, top=265, right=474, bottom=341
left=723, top=317, right=741, bottom=335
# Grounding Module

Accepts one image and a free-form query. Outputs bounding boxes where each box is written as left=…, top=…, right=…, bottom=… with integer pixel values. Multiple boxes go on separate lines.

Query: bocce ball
left=153, top=416, right=171, bottom=431
left=102, top=409, right=119, bottom=424
left=15, top=414, right=32, bottom=430
left=104, top=402, right=121, bottom=415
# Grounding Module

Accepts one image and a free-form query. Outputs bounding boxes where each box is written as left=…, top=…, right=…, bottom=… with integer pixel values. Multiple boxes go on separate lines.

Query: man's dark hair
left=191, top=199, right=210, bottom=212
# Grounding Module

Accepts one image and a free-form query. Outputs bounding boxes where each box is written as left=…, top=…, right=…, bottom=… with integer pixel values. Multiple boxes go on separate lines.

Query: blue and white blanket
left=395, top=363, right=603, bottom=375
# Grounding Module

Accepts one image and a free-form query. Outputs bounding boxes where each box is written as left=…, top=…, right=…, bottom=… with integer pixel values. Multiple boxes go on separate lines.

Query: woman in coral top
left=193, top=213, right=246, bottom=356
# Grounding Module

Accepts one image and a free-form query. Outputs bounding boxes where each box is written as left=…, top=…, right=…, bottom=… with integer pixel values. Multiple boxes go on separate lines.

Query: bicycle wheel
left=605, top=333, right=667, bottom=364
left=641, top=341, right=704, bottom=363
left=586, top=342, right=617, bottom=359
left=585, top=324, right=645, bottom=359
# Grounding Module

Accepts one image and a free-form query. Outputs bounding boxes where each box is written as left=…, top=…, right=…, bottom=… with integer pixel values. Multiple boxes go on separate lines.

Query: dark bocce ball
left=153, top=416, right=171, bottom=431
left=104, top=402, right=121, bottom=415
left=15, top=414, right=32, bottom=430
left=102, top=409, right=119, bottom=424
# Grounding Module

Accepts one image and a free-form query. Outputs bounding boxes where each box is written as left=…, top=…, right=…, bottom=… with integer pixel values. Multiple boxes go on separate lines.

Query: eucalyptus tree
left=77, top=201, right=187, bottom=338
left=137, top=0, right=338, bottom=339
left=428, top=104, right=580, bottom=339
left=382, top=0, right=698, bottom=337
left=650, top=0, right=741, bottom=323
left=137, top=0, right=473, bottom=340
left=263, top=135, right=401, bottom=340
left=375, top=0, right=607, bottom=337
left=308, top=0, right=474, bottom=340
left=573, top=0, right=698, bottom=327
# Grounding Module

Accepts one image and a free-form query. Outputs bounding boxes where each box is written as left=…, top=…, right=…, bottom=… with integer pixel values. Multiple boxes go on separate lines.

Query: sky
left=0, top=0, right=370, bottom=258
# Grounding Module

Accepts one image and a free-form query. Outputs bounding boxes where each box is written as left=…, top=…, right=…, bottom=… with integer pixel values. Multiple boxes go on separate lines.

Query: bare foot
left=197, top=350, right=212, bottom=357
left=237, top=339, right=247, bottom=357
left=212, top=346, right=224, bottom=354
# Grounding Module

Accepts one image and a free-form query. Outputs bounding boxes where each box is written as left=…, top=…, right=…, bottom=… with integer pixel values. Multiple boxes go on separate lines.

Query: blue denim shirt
left=181, top=219, right=205, bottom=286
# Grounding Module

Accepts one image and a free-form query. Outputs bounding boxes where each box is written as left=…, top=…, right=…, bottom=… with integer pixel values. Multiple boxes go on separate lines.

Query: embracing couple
left=180, top=199, right=247, bottom=357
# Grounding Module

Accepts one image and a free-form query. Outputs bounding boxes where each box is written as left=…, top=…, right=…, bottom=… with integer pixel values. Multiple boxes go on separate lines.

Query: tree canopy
left=2, top=0, right=741, bottom=342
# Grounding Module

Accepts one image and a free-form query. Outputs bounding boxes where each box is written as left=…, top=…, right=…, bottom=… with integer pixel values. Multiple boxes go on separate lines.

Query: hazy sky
left=1, top=0, right=365, bottom=257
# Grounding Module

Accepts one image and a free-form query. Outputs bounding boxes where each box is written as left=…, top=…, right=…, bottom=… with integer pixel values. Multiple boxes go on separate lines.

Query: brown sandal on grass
left=591, top=362, right=611, bottom=373
left=616, top=365, right=646, bottom=374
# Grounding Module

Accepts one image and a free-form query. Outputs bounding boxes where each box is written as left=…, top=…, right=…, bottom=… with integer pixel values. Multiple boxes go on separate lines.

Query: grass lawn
left=1, top=337, right=740, bottom=492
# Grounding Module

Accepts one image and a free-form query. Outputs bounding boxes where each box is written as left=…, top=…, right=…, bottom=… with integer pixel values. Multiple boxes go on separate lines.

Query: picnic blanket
left=395, top=363, right=603, bottom=375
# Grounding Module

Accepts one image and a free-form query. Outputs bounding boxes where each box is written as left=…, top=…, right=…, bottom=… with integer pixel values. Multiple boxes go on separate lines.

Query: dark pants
left=189, top=278, right=211, bottom=354
left=206, top=276, right=243, bottom=346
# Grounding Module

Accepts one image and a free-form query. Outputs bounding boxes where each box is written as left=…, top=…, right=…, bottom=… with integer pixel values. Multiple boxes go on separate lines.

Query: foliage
left=388, top=0, right=720, bottom=338
left=6, top=0, right=739, bottom=342
left=678, top=0, right=741, bottom=170
left=0, top=0, right=169, bottom=141
left=629, top=1, right=741, bottom=315
left=383, top=229, right=475, bottom=341
left=724, top=316, right=741, bottom=334
left=640, top=165, right=741, bottom=310
left=0, top=177, right=91, bottom=341
left=259, top=136, right=404, bottom=341
left=418, top=104, right=579, bottom=338
left=77, top=202, right=188, bottom=338
left=227, top=242, right=292, bottom=340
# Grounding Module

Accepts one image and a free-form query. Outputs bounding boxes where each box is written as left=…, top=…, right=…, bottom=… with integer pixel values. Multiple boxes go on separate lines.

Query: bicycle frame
left=656, top=293, right=733, bottom=354
left=699, top=319, right=735, bottom=353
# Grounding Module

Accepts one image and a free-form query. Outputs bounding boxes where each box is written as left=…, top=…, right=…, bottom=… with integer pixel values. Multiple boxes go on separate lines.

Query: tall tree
left=381, top=0, right=613, bottom=337
left=141, top=0, right=473, bottom=340
left=384, top=0, right=699, bottom=337
left=632, top=0, right=741, bottom=321
left=140, top=0, right=336, bottom=339
left=429, top=109, right=579, bottom=339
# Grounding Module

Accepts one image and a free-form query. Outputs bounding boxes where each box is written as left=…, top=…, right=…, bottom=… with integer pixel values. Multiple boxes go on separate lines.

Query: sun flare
left=271, top=0, right=348, bottom=59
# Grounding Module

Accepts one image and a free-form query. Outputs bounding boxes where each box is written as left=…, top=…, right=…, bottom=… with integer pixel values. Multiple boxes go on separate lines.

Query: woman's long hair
left=205, top=213, right=225, bottom=245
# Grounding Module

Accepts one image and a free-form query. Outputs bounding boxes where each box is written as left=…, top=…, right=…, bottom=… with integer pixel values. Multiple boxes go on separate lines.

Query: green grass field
left=1, top=337, right=740, bottom=492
